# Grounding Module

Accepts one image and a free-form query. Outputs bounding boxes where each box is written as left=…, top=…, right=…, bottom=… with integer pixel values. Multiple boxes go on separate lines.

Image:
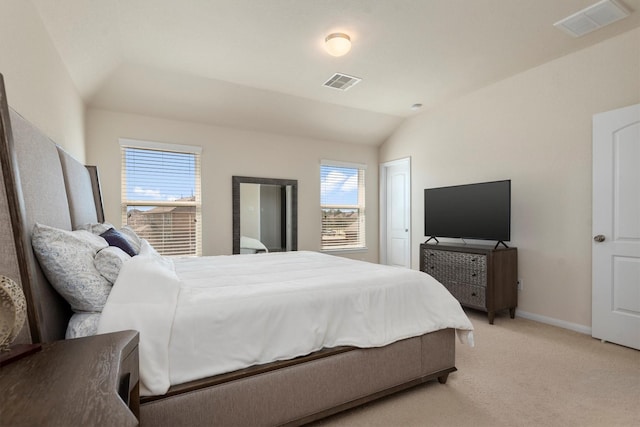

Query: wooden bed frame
left=0, top=74, right=457, bottom=426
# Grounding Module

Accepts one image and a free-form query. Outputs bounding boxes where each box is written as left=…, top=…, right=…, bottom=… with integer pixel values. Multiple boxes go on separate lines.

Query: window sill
left=321, top=247, right=368, bottom=254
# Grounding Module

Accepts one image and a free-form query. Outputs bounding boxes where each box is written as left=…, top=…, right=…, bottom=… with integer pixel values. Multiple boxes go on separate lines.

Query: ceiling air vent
left=554, top=0, right=631, bottom=37
left=323, top=73, right=362, bottom=91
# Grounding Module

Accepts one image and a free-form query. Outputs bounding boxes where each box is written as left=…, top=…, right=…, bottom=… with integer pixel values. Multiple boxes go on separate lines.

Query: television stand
left=420, top=242, right=518, bottom=324
left=424, top=236, right=439, bottom=244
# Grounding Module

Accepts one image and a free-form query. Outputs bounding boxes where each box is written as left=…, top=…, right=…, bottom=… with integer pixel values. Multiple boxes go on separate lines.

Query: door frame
left=379, top=157, right=411, bottom=266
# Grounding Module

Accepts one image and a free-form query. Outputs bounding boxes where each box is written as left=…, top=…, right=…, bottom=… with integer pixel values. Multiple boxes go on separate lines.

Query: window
left=120, top=139, right=202, bottom=256
left=320, top=161, right=366, bottom=251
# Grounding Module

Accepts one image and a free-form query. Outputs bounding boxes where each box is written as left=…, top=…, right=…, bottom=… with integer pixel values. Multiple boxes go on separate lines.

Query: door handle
left=593, top=234, right=606, bottom=243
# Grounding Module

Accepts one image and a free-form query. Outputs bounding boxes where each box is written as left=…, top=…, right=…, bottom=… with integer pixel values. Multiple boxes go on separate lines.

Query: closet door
left=592, top=103, right=640, bottom=350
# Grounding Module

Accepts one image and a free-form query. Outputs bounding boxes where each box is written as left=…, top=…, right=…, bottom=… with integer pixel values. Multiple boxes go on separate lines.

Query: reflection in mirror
left=232, top=176, right=298, bottom=254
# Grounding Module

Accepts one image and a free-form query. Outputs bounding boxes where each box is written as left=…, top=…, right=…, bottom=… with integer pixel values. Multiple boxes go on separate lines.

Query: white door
left=592, top=103, right=640, bottom=350
left=380, top=158, right=411, bottom=268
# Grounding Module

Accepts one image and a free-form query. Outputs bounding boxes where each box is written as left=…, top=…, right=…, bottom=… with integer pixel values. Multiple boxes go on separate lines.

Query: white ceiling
left=31, top=0, right=640, bottom=145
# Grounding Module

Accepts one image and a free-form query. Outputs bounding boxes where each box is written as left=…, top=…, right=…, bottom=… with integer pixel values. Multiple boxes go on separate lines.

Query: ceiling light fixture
left=324, top=33, right=351, bottom=57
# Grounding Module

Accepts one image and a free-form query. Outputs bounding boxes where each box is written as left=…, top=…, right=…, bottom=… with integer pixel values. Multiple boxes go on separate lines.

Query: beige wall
left=0, top=0, right=85, bottom=160
left=0, top=0, right=85, bottom=344
left=380, top=28, right=640, bottom=330
left=86, top=109, right=379, bottom=262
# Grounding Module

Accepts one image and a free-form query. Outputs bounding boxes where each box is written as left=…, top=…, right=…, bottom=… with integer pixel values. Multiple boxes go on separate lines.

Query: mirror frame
left=232, top=176, right=298, bottom=254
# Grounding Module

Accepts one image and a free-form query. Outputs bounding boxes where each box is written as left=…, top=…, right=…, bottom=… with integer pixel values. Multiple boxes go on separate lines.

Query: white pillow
left=95, top=246, right=131, bottom=284
left=31, top=223, right=111, bottom=313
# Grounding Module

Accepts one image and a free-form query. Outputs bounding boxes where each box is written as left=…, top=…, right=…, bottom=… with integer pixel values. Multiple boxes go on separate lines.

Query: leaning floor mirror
left=232, top=176, right=298, bottom=254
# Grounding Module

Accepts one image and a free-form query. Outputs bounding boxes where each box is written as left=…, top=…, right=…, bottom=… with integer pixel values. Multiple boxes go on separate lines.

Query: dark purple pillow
left=100, top=228, right=137, bottom=257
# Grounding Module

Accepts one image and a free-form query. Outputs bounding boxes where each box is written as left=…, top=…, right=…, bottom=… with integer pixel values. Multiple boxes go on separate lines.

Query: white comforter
left=98, top=244, right=474, bottom=396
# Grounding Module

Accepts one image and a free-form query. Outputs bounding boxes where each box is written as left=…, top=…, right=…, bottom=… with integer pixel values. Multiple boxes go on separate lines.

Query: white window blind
left=120, top=140, right=202, bottom=256
left=320, top=161, right=366, bottom=250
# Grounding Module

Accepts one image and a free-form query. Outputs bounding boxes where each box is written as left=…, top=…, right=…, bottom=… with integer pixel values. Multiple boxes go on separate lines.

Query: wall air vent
left=323, top=73, right=362, bottom=91
left=554, top=0, right=631, bottom=37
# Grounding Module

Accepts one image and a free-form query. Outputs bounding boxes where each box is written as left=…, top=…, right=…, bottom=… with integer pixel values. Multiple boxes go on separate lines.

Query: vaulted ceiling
left=31, top=0, right=640, bottom=145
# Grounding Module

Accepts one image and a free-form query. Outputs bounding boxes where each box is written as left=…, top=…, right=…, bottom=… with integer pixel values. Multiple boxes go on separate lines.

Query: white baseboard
left=516, top=310, right=592, bottom=335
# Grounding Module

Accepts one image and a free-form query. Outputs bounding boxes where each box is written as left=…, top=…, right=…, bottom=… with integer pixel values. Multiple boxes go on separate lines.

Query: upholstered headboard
left=0, top=74, right=104, bottom=343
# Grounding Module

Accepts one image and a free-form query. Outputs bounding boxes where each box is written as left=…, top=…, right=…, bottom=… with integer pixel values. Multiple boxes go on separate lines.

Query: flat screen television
left=424, top=180, right=511, bottom=245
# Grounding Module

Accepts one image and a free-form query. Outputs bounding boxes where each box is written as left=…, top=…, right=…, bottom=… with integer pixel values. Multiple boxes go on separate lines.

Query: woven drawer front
left=423, top=250, right=487, bottom=286
left=447, top=282, right=486, bottom=308
left=424, top=249, right=487, bottom=269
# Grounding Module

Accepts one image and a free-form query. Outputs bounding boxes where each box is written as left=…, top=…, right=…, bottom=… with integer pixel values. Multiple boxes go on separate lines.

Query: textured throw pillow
left=66, top=312, right=101, bottom=339
left=77, top=223, right=142, bottom=255
left=119, top=225, right=142, bottom=254
left=95, top=246, right=131, bottom=284
left=31, top=223, right=111, bottom=313
left=76, top=222, right=114, bottom=235
left=100, top=228, right=138, bottom=256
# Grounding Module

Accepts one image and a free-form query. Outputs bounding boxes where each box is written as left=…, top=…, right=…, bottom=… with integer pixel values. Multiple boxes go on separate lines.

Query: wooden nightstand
left=0, top=330, right=139, bottom=426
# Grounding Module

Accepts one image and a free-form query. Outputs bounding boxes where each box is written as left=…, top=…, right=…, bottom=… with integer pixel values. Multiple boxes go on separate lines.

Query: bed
left=240, top=235, right=269, bottom=253
left=0, top=74, right=473, bottom=426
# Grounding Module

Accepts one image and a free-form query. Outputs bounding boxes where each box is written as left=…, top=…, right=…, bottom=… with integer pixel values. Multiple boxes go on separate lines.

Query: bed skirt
left=140, top=328, right=455, bottom=426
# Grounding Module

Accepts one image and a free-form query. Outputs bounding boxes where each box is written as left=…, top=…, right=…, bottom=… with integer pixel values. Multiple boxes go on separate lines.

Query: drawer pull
left=471, top=273, right=477, bottom=277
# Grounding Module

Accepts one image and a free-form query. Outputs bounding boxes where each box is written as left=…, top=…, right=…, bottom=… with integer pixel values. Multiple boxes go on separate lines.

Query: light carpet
left=311, top=310, right=640, bottom=427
